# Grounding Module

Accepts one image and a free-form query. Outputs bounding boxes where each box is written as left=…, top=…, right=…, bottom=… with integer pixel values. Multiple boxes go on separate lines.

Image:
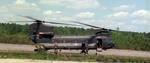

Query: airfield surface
left=0, top=43, right=150, bottom=58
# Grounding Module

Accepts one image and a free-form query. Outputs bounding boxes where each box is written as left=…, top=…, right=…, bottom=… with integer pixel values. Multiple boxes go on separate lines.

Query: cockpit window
left=39, top=32, right=54, bottom=39
left=39, top=34, right=52, bottom=38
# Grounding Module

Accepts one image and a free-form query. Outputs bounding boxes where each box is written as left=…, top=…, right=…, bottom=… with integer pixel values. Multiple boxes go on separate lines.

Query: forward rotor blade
left=18, top=15, right=39, bottom=21
left=18, top=15, right=80, bottom=26
left=8, top=21, right=34, bottom=22
left=72, top=21, right=101, bottom=28
left=45, top=21, right=80, bottom=26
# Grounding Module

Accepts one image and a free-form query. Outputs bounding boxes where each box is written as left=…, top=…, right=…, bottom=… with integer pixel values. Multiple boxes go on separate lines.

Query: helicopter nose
left=109, top=42, right=115, bottom=48
left=102, top=42, right=115, bottom=50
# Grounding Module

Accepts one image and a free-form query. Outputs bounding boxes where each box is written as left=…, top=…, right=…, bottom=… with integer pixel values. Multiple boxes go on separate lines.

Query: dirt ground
left=0, top=43, right=150, bottom=58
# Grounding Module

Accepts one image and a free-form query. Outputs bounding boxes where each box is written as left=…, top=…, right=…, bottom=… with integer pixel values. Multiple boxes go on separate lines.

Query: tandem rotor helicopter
left=8, top=16, right=115, bottom=54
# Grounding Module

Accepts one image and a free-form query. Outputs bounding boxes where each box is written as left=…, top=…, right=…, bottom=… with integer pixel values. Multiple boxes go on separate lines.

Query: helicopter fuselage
left=29, top=23, right=115, bottom=53
left=34, top=35, right=114, bottom=51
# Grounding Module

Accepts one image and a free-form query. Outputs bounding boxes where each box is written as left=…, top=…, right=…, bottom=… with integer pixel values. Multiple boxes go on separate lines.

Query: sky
left=0, top=0, right=150, bottom=32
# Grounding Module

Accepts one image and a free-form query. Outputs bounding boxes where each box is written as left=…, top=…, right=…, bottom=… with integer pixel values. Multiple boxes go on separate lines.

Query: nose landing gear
left=34, top=44, right=47, bottom=52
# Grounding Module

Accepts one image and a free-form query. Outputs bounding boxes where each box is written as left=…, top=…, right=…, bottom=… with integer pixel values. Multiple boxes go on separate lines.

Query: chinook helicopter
left=11, top=16, right=115, bottom=54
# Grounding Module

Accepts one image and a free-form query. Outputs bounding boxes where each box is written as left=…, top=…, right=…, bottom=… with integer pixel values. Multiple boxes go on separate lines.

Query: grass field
left=0, top=51, right=149, bottom=62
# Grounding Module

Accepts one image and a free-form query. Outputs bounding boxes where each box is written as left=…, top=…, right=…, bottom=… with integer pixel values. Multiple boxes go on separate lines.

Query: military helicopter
left=11, top=16, right=115, bottom=54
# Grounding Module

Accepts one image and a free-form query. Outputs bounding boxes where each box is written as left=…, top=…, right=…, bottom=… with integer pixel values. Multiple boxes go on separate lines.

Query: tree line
left=0, top=23, right=150, bottom=51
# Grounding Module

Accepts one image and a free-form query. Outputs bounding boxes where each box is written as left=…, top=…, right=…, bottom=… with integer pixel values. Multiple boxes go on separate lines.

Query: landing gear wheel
left=34, top=44, right=47, bottom=52
left=34, top=48, right=47, bottom=52
left=96, top=48, right=102, bottom=55
left=96, top=48, right=102, bottom=52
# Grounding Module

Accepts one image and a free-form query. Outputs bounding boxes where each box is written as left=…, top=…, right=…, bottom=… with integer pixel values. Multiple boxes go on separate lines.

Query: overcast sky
left=0, top=0, right=149, bottom=32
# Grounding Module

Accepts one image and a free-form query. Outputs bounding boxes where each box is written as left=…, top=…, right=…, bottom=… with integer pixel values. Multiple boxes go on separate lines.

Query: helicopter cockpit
left=31, top=32, right=54, bottom=43
left=37, top=32, right=54, bottom=43
left=38, top=32, right=54, bottom=39
left=29, top=22, right=55, bottom=43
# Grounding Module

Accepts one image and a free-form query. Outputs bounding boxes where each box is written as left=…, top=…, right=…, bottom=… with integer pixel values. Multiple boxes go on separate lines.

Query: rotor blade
left=45, top=21, right=80, bottom=26
left=7, top=21, right=34, bottom=22
left=18, top=15, right=39, bottom=21
left=72, top=21, right=116, bottom=31
left=72, top=21, right=101, bottom=28
left=18, top=15, right=80, bottom=26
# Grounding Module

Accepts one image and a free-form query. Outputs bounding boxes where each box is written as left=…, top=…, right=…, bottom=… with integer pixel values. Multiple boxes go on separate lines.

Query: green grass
left=0, top=51, right=149, bottom=62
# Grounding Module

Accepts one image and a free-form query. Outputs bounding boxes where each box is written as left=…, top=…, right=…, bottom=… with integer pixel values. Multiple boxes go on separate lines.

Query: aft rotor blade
left=72, top=21, right=115, bottom=31
left=72, top=21, right=101, bottom=28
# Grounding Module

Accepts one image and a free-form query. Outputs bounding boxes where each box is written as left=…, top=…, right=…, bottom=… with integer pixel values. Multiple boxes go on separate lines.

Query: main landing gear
left=34, top=44, right=47, bottom=52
